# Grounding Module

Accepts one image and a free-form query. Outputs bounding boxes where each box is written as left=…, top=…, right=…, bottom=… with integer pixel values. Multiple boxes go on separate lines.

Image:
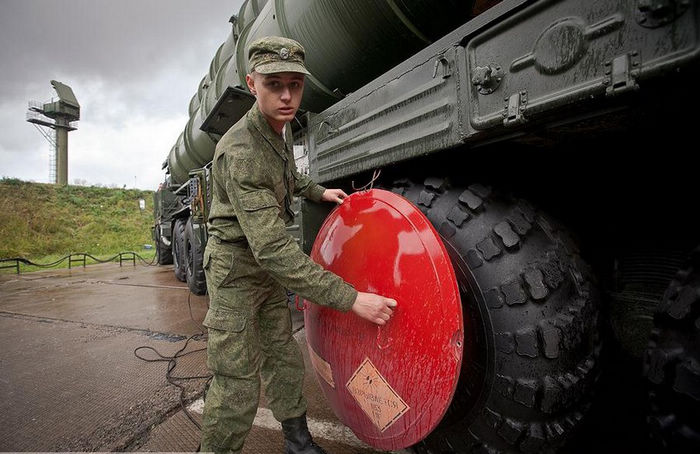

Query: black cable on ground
left=134, top=335, right=210, bottom=430
left=188, top=291, right=208, bottom=336
left=134, top=290, right=212, bottom=431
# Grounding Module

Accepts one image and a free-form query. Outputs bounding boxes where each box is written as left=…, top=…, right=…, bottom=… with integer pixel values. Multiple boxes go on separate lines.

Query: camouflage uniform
left=200, top=87, right=357, bottom=451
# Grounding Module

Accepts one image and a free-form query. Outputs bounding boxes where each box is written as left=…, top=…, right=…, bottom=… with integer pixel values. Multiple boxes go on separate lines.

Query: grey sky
left=0, top=0, right=244, bottom=189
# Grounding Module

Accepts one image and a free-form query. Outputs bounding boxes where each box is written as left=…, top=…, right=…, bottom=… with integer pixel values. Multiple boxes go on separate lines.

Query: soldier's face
left=246, top=72, right=305, bottom=133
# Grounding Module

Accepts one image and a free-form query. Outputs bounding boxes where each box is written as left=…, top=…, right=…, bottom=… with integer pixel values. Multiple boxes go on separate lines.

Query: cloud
left=0, top=0, right=244, bottom=188
left=70, top=110, right=188, bottom=189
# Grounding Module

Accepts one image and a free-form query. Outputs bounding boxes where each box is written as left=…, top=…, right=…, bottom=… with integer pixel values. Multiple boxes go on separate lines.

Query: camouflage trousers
left=200, top=237, right=307, bottom=454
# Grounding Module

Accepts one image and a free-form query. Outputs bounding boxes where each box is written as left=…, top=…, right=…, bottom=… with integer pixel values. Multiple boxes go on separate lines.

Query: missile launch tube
left=167, top=0, right=499, bottom=184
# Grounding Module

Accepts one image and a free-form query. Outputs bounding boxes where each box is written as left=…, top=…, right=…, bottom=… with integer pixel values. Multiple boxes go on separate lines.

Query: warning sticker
left=310, top=347, right=335, bottom=388
left=346, top=357, right=409, bottom=432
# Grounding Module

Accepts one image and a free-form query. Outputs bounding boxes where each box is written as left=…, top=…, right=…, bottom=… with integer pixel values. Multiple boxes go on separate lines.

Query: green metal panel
left=42, top=81, right=80, bottom=121
left=50, top=80, right=80, bottom=109
left=238, top=0, right=266, bottom=32
left=268, top=0, right=479, bottom=112
left=153, top=186, right=179, bottom=232
left=308, top=0, right=700, bottom=184
left=166, top=0, right=490, bottom=184
left=168, top=132, right=198, bottom=185
left=188, top=92, right=200, bottom=117
left=208, top=31, right=236, bottom=81
left=466, top=0, right=699, bottom=132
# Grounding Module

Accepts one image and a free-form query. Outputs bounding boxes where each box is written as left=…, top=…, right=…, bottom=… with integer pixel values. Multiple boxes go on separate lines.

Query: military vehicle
left=153, top=0, right=699, bottom=452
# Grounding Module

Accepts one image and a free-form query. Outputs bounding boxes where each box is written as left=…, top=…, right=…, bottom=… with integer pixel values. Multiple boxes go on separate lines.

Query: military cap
left=248, top=36, right=311, bottom=75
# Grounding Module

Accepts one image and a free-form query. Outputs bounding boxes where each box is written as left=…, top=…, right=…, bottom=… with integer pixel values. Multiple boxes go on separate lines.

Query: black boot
left=281, top=413, right=327, bottom=454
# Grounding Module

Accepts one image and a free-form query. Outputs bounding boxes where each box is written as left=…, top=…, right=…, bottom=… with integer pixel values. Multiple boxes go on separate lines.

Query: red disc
left=304, top=189, right=463, bottom=450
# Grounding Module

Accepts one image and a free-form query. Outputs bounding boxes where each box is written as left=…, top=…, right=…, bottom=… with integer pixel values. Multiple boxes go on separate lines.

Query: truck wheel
left=390, top=178, right=601, bottom=454
left=644, top=247, right=700, bottom=453
left=155, top=225, right=173, bottom=265
left=185, top=218, right=207, bottom=295
left=173, top=218, right=187, bottom=282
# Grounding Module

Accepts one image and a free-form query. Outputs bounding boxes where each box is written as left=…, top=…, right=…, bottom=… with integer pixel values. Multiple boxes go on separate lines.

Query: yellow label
left=346, top=357, right=409, bottom=432
left=310, top=347, right=335, bottom=388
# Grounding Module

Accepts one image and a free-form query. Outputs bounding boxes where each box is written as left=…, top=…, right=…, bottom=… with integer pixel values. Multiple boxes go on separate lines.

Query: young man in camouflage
left=200, top=36, right=397, bottom=454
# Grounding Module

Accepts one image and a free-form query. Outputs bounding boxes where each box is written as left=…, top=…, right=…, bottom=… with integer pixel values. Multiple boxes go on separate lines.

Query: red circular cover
left=304, top=189, right=463, bottom=450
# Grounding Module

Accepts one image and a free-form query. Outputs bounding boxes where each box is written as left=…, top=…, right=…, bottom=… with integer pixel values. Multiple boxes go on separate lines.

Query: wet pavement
left=0, top=262, right=395, bottom=453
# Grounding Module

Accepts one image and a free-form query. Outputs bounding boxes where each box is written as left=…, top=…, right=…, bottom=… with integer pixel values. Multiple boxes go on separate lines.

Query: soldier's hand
left=321, top=188, right=348, bottom=204
left=351, top=292, right=397, bottom=325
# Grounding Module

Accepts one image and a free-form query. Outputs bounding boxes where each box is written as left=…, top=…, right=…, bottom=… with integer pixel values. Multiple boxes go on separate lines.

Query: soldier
left=200, top=36, right=398, bottom=454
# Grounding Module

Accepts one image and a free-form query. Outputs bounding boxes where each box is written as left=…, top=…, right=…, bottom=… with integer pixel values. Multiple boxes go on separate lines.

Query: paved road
left=0, top=263, right=392, bottom=453
left=0, top=262, right=656, bottom=453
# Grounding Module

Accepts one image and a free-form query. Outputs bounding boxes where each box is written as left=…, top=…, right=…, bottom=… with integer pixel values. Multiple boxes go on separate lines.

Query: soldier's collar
left=248, top=102, right=287, bottom=161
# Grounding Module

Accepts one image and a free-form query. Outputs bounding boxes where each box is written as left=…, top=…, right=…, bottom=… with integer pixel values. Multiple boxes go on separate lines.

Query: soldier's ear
left=246, top=73, right=257, bottom=96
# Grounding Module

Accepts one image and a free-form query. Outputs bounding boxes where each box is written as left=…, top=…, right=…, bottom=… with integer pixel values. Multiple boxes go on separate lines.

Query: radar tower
left=26, top=80, right=80, bottom=185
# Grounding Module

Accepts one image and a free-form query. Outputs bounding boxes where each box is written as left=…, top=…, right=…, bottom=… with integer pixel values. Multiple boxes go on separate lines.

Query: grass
left=0, top=178, right=158, bottom=273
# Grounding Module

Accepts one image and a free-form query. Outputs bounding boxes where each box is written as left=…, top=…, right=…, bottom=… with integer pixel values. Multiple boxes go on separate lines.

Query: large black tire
left=173, top=218, right=187, bottom=282
left=644, top=247, right=700, bottom=453
left=185, top=218, right=207, bottom=295
left=155, top=224, right=173, bottom=265
left=388, top=178, right=601, bottom=454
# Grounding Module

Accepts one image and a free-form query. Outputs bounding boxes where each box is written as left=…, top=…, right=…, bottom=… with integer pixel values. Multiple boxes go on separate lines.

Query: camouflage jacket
left=207, top=102, right=357, bottom=311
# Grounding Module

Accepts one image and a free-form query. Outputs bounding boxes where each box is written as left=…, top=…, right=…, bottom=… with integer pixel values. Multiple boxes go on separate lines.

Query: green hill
left=0, top=178, right=156, bottom=270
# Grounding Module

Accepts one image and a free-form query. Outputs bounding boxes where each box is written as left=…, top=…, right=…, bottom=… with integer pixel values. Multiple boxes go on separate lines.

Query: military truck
left=153, top=0, right=699, bottom=452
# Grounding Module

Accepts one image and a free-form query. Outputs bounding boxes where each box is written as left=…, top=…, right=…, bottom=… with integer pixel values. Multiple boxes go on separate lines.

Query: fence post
left=68, top=253, right=87, bottom=269
left=118, top=252, right=136, bottom=267
left=0, top=260, right=20, bottom=275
